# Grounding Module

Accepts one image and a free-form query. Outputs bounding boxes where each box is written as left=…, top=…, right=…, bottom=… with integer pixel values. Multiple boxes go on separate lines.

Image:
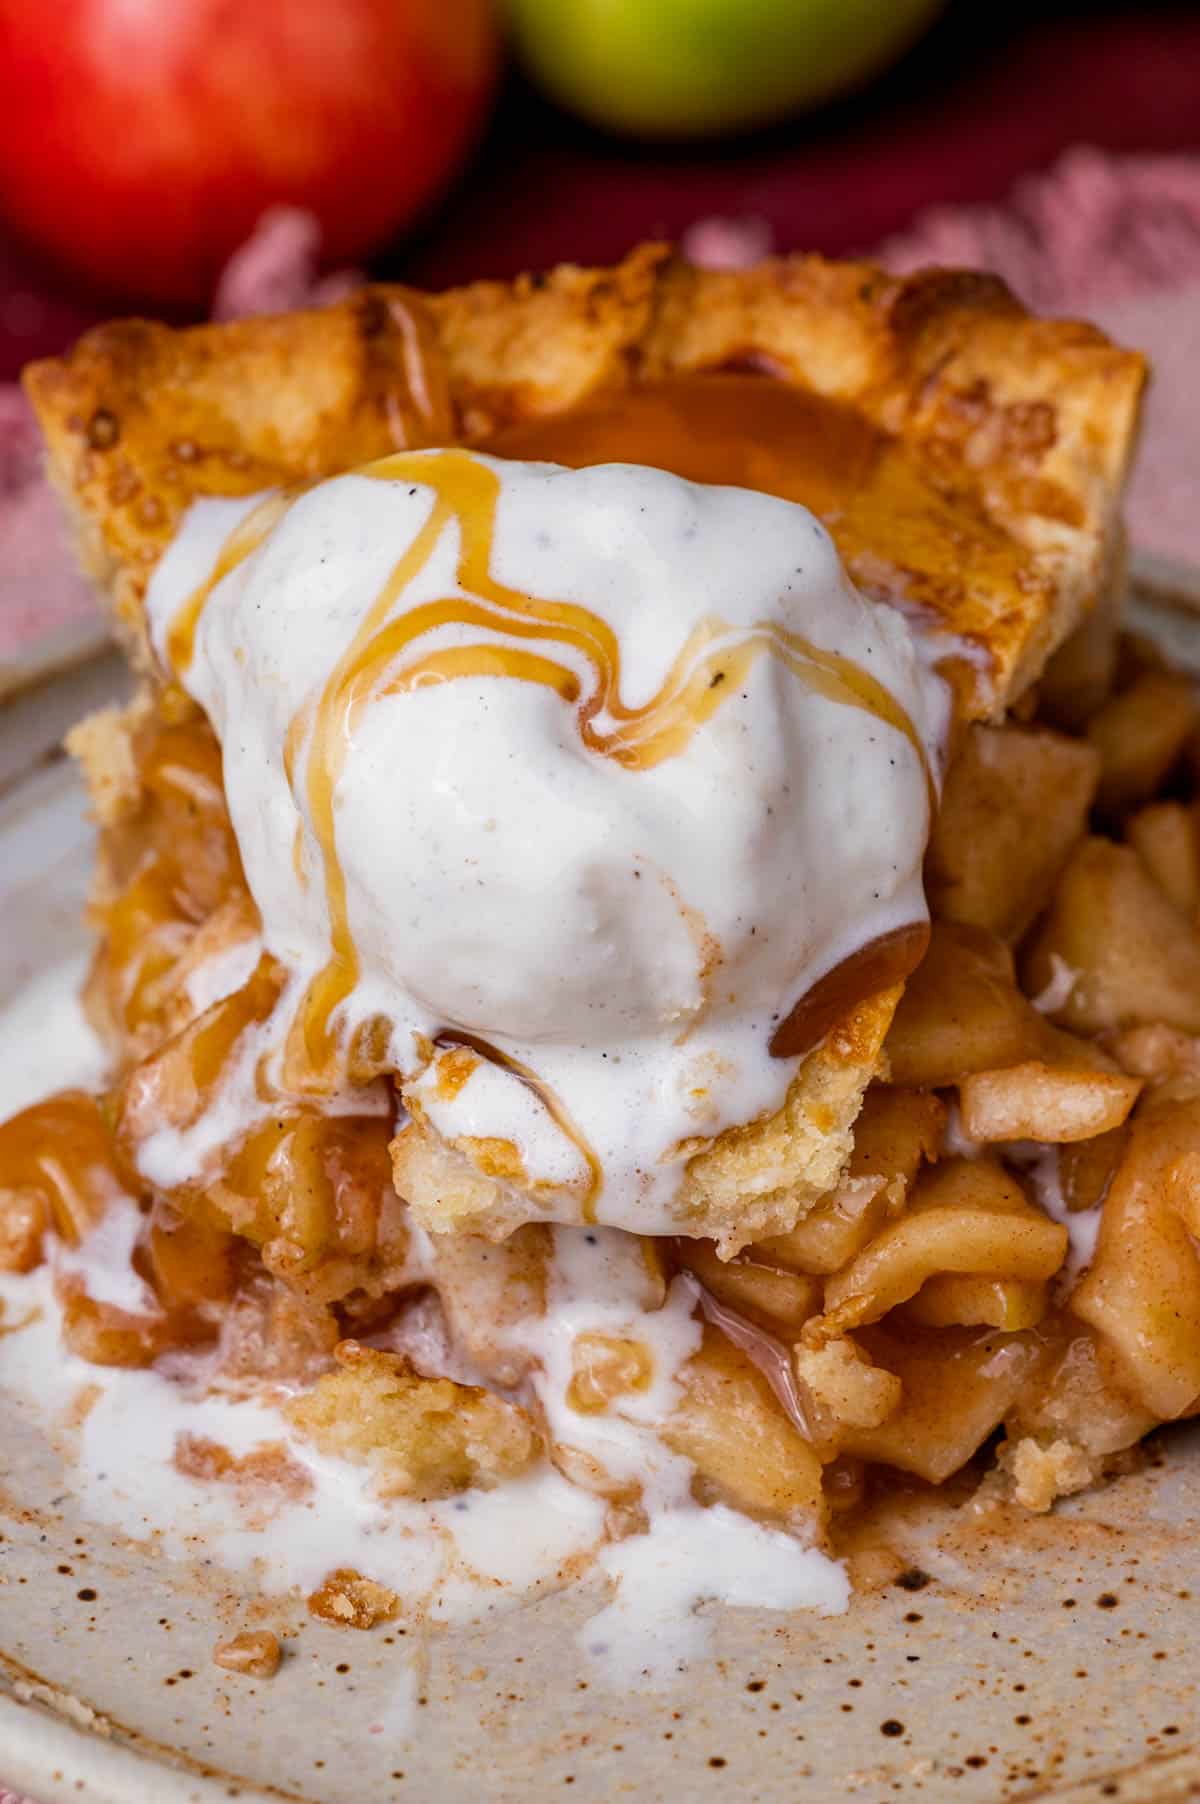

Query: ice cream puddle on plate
left=0, top=439, right=949, bottom=1676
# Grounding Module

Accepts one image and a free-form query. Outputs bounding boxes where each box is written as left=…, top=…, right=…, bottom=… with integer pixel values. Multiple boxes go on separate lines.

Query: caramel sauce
left=104, top=863, right=197, bottom=1034
left=483, top=373, right=883, bottom=522
left=140, top=716, right=228, bottom=823
left=0, top=1091, right=232, bottom=1363
left=217, top=1109, right=397, bottom=1273
left=0, top=1091, right=122, bottom=1246
left=769, top=923, right=932, bottom=1060
left=114, top=953, right=284, bottom=1167
left=167, top=491, right=294, bottom=676
left=145, top=1200, right=238, bottom=1307
left=566, top=1331, right=654, bottom=1413
left=187, top=955, right=282, bottom=1094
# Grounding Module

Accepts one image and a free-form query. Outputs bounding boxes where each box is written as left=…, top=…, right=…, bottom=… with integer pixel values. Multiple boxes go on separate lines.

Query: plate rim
left=0, top=1687, right=283, bottom=1804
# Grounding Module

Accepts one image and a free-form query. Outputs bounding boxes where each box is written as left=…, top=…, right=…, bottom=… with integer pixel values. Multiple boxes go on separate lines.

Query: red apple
left=0, top=0, right=498, bottom=304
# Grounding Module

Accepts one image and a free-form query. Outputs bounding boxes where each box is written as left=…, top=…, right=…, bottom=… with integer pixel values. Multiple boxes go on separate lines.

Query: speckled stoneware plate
left=4, top=578, right=1200, bottom=1804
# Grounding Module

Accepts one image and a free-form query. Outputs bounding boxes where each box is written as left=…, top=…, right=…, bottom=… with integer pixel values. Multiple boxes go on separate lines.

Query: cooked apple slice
left=926, top=722, right=1099, bottom=940
left=1024, top=838, right=1200, bottom=1035
left=1125, top=800, right=1200, bottom=917
left=1087, top=670, right=1198, bottom=817
left=885, top=922, right=1046, bottom=1088
left=816, top=1157, right=1067, bottom=1335
left=957, top=1045, right=1141, bottom=1144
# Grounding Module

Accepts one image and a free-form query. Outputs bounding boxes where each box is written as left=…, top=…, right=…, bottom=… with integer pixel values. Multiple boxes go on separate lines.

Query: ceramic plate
left=3, top=584, right=1200, bottom=1804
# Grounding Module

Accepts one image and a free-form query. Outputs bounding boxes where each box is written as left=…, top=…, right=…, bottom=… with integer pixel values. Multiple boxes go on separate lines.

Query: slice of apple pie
left=6, top=245, right=1183, bottom=1612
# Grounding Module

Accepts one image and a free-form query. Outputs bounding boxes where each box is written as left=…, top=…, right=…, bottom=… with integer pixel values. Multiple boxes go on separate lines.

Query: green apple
left=507, top=0, right=946, bottom=138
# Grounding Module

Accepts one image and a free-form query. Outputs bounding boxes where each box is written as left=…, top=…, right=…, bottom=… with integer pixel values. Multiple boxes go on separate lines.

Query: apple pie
left=8, top=244, right=1191, bottom=1612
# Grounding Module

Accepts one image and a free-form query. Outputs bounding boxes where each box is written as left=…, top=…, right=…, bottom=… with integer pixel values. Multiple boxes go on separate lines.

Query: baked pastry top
left=25, top=242, right=1145, bottom=718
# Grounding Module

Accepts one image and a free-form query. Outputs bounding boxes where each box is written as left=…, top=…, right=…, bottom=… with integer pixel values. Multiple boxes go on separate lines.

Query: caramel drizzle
left=166, top=491, right=294, bottom=675
left=435, top=1030, right=603, bottom=1221
left=164, top=443, right=933, bottom=1212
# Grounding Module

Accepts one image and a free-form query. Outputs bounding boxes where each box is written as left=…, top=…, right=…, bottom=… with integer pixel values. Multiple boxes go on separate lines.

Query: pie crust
left=26, top=242, right=1145, bottom=715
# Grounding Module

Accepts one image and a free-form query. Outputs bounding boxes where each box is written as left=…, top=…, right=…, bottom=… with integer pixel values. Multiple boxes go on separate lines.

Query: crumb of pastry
left=1001, top=1435, right=1096, bottom=1512
left=284, top=1341, right=541, bottom=1500
left=65, top=696, right=148, bottom=828
left=307, top=1568, right=401, bottom=1630
left=213, top=1628, right=282, bottom=1677
left=793, top=1337, right=901, bottom=1432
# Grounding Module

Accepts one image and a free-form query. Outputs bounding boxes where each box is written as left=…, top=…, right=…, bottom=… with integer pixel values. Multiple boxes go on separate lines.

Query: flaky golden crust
left=25, top=244, right=1145, bottom=715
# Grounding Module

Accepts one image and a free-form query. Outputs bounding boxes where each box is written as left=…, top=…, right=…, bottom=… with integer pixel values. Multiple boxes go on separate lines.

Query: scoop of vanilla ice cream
left=147, top=453, right=946, bottom=1226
